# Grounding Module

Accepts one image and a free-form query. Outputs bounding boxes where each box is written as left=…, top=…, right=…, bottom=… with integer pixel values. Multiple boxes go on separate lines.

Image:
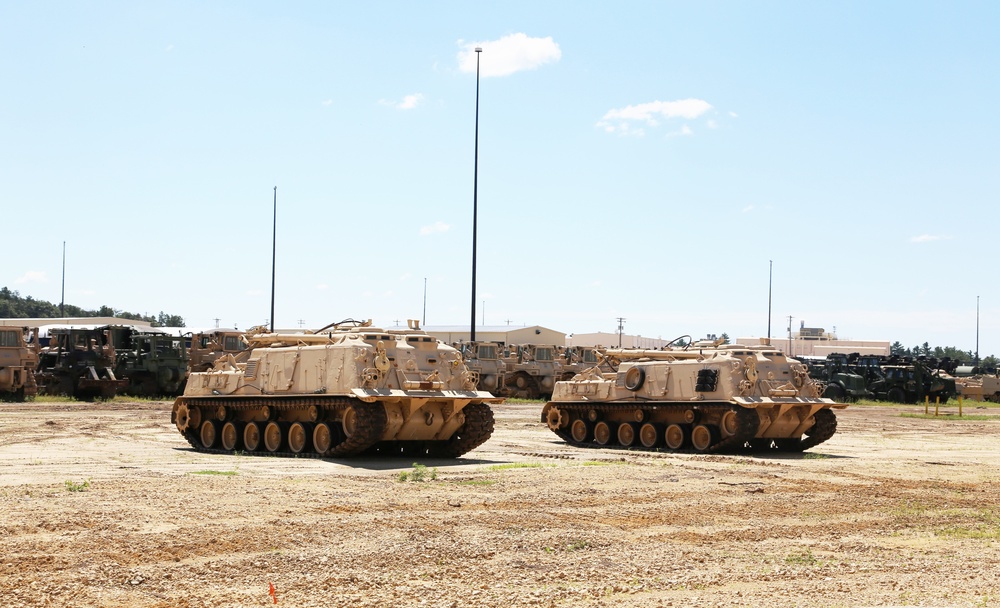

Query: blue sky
left=2, top=1, right=998, bottom=355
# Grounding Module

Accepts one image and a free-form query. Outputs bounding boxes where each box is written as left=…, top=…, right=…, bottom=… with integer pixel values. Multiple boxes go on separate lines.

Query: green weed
left=398, top=463, right=438, bottom=482
left=64, top=478, right=91, bottom=492
left=191, top=470, right=238, bottom=476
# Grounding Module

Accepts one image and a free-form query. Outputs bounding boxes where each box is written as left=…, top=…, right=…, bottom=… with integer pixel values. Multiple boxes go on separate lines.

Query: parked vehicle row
left=0, top=324, right=247, bottom=400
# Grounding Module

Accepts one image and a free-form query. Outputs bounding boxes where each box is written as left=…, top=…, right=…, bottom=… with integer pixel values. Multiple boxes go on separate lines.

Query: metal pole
left=60, top=241, right=66, bottom=318
left=423, top=277, right=427, bottom=327
left=270, top=186, right=277, bottom=333
left=767, top=260, right=773, bottom=341
left=975, top=295, right=980, bottom=367
left=470, top=47, right=482, bottom=343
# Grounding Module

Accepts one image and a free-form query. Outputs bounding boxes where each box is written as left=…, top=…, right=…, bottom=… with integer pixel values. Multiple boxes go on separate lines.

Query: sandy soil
left=1, top=398, right=999, bottom=607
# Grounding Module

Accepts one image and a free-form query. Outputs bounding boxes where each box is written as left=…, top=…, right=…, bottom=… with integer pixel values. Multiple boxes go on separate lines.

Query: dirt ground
left=1, top=399, right=999, bottom=608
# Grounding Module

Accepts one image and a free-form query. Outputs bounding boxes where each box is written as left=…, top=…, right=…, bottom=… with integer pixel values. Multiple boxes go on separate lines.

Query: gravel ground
left=1, top=399, right=999, bottom=607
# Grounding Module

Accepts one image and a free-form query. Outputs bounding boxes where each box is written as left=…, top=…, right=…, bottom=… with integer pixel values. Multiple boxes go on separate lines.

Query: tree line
left=890, top=341, right=997, bottom=369
left=0, top=287, right=185, bottom=327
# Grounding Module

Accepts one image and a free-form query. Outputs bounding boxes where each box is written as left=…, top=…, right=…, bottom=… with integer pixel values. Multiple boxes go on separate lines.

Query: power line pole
left=617, top=317, right=626, bottom=348
left=270, top=186, right=277, bottom=333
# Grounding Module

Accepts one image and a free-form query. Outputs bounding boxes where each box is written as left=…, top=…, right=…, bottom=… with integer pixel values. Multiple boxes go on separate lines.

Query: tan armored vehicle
left=187, top=329, right=246, bottom=373
left=457, top=341, right=506, bottom=393
left=502, top=344, right=560, bottom=399
left=0, top=326, right=39, bottom=400
left=955, top=373, right=1000, bottom=402
left=172, top=319, right=501, bottom=458
left=541, top=340, right=846, bottom=453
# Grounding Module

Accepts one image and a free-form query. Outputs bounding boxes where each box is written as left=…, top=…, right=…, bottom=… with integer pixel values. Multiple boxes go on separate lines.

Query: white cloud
left=707, top=119, right=719, bottom=129
left=666, top=124, right=694, bottom=138
left=14, top=271, right=47, bottom=284
left=420, top=221, right=451, bottom=236
left=399, top=273, right=413, bottom=282
left=910, top=234, right=951, bottom=243
left=165, top=44, right=174, bottom=52
left=742, top=205, right=756, bottom=213
left=728, top=111, right=738, bottom=118
left=379, top=93, right=425, bottom=110
left=596, top=99, right=713, bottom=135
left=457, top=33, right=561, bottom=78
left=316, top=283, right=329, bottom=291
left=322, top=99, right=333, bottom=107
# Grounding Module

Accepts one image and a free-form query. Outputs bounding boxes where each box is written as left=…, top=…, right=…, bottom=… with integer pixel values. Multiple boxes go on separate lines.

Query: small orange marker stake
left=269, top=581, right=278, bottom=604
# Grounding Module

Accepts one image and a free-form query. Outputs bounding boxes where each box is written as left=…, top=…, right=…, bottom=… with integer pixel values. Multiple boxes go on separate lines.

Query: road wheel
left=220, top=421, right=241, bottom=451
left=824, top=384, right=846, bottom=401
left=264, top=421, right=284, bottom=452
left=288, top=422, right=311, bottom=454
left=199, top=420, right=218, bottom=449
left=570, top=419, right=591, bottom=443
left=243, top=421, right=262, bottom=452
left=887, top=387, right=907, bottom=403
left=665, top=424, right=686, bottom=450
left=617, top=422, right=638, bottom=447
left=594, top=421, right=613, bottom=446
left=639, top=423, right=661, bottom=448
left=691, top=424, right=716, bottom=452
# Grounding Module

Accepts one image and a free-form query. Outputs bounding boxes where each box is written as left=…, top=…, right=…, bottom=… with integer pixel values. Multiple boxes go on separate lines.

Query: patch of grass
left=802, top=452, right=829, bottom=459
left=901, top=413, right=1000, bottom=421
left=487, top=462, right=551, bottom=471
left=398, top=462, right=438, bottom=482
left=64, top=478, right=91, bottom=492
left=582, top=460, right=615, bottom=466
left=784, top=548, right=818, bottom=565
left=456, top=479, right=496, bottom=486
left=191, top=469, right=238, bottom=477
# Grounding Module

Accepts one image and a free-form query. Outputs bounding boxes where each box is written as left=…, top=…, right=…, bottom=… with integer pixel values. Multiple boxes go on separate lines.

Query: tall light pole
left=976, top=295, right=980, bottom=367
left=423, top=277, right=428, bottom=327
left=270, top=186, right=277, bottom=333
left=767, top=260, right=773, bottom=344
left=470, top=46, right=482, bottom=342
left=60, top=241, right=66, bottom=318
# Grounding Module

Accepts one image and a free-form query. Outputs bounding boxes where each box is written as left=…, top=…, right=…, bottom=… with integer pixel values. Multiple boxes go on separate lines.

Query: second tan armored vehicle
left=172, top=319, right=501, bottom=458
left=0, top=326, right=39, bottom=401
left=541, top=340, right=846, bottom=453
left=187, top=329, right=246, bottom=373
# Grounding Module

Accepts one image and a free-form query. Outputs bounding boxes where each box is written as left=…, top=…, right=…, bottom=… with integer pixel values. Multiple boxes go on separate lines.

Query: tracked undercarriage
left=542, top=339, right=845, bottom=454
left=172, top=320, right=500, bottom=458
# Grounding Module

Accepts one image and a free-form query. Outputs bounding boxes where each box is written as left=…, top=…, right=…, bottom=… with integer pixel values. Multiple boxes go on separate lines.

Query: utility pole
left=469, top=46, right=483, bottom=342
left=976, top=295, right=981, bottom=367
left=213, top=318, right=220, bottom=329
left=767, top=260, right=773, bottom=343
left=617, top=317, right=626, bottom=348
left=270, top=186, right=277, bottom=333
left=60, top=241, right=66, bottom=318
left=422, top=277, right=427, bottom=326
left=787, top=315, right=794, bottom=356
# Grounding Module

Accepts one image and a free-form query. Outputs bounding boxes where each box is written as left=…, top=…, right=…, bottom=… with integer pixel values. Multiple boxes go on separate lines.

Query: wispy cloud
left=457, top=33, right=561, bottom=78
left=910, top=234, right=951, bottom=243
left=379, top=93, right=425, bottom=110
left=316, top=283, right=329, bottom=291
left=321, top=99, right=333, bottom=107
left=420, top=221, right=451, bottom=236
left=742, top=205, right=756, bottom=213
left=14, top=271, right=46, bottom=284
left=596, top=98, right=713, bottom=136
